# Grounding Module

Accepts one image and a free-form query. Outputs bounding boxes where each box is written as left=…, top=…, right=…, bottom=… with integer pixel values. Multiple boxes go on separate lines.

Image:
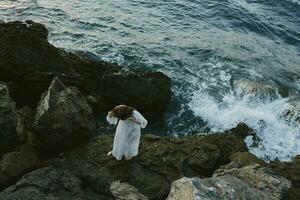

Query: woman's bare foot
left=125, top=156, right=132, bottom=160
left=107, top=151, right=112, bottom=156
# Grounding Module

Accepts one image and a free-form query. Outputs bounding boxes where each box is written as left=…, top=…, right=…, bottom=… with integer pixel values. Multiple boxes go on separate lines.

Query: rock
left=213, top=165, right=290, bottom=199
left=269, top=155, right=300, bottom=200
left=166, top=178, right=195, bottom=200
left=16, top=106, right=34, bottom=144
left=233, top=80, right=279, bottom=102
left=0, top=127, right=247, bottom=199
left=41, top=130, right=246, bottom=200
left=167, top=165, right=290, bottom=200
left=33, top=77, right=96, bottom=155
left=280, top=97, right=300, bottom=126
left=0, top=83, right=18, bottom=153
left=225, top=122, right=259, bottom=141
left=167, top=176, right=272, bottom=200
left=0, top=20, right=171, bottom=113
left=214, top=152, right=267, bottom=175
left=0, top=166, right=110, bottom=200
left=110, top=180, right=149, bottom=200
left=0, top=144, right=40, bottom=190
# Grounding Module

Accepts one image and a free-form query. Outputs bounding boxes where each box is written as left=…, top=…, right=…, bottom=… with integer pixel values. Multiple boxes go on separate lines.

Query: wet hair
left=111, top=105, right=135, bottom=120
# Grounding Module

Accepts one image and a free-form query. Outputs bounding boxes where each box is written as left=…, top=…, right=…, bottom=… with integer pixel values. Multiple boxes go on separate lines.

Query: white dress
left=106, top=110, right=147, bottom=160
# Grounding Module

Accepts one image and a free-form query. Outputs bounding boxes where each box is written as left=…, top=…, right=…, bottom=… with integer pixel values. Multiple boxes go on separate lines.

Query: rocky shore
left=0, top=20, right=299, bottom=200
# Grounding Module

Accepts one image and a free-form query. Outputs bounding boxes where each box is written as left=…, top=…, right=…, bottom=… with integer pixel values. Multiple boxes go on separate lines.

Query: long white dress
left=106, top=110, right=147, bottom=160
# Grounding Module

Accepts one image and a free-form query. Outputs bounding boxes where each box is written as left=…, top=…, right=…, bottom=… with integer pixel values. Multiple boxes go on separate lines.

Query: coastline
left=0, top=20, right=299, bottom=199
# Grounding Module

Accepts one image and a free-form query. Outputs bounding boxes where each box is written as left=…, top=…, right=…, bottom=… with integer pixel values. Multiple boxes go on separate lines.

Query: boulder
left=269, top=155, right=300, bottom=200
left=0, top=83, right=18, bottom=153
left=0, top=144, right=40, bottom=190
left=213, top=165, right=290, bottom=199
left=0, top=167, right=109, bottom=200
left=233, top=80, right=279, bottom=102
left=110, top=181, right=149, bottom=200
left=0, top=127, right=248, bottom=199
left=0, top=20, right=171, bottom=113
left=34, top=77, right=96, bottom=155
left=167, top=165, right=290, bottom=200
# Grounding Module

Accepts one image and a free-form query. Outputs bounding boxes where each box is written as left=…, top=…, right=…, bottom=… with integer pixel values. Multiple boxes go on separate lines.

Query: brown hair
left=111, top=105, right=135, bottom=120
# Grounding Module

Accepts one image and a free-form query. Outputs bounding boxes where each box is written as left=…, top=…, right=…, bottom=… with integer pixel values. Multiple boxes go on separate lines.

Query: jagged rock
left=0, top=167, right=110, bottom=200
left=16, top=106, right=34, bottom=144
left=0, top=83, right=18, bottom=153
left=0, top=144, right=40, bottom=190
left=225, top=123, right=259, bottom=143
left=214, top=152, right=267, bottom=173
left=0, top=20, right=171, bottom=113
left=233, top=80, right=279, bottom=102
left=270, top=155, right=300, bottom=200
left=110, top=181, right=149, bottom=200
left=0, top=127, right=247, bottom=200
left=34, top=77, right=96, bottom=155
left=213, top=165, right=290, bottom=199
left=167, top=165, right=290, bottom=200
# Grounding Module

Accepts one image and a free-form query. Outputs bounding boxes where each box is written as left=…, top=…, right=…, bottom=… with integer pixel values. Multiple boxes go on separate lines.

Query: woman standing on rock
left=106, top=105, right=147, bottom=160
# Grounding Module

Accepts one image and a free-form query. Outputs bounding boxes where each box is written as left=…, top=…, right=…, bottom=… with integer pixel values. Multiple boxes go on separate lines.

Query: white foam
left=189, top=89, right=300, bottom=161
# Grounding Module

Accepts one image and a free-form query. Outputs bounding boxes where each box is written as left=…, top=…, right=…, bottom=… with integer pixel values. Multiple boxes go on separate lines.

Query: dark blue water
left=1, top=0, right=300, bottom=161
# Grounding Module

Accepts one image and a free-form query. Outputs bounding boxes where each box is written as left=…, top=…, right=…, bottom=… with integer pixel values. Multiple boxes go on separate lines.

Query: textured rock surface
left=110, top=180, right=149, bottom=200
left=214, top=165, right=290, bottom=200
left=0, top=131, right=247, bottom=200
left=0, top=20, right=171, bottom=113
left=0, top=167, right=108, bottom=200
left=214, top=152, right=267, bottom=173
left=16, top=106, right=34, bottom=144
left=167, top=165, right=290, bottom=200
left=270, top=155, right=300, bottom=200
left=0, top=144, right=40, bottom=190
left=0, top=83, right=18, bottom=153
left=34, top=77, right=96, bottom=155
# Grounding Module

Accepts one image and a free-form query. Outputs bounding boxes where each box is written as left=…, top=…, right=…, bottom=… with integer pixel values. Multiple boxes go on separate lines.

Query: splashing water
left=189, top=76, right=300, bottom=161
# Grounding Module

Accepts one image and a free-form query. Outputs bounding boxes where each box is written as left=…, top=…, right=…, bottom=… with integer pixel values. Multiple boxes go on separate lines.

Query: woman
left=106, top=105, right=147, bottom=160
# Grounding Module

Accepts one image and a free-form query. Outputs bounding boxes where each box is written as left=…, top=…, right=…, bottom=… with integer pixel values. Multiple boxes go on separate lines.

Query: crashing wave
left=189, top=81, right=300, bottom=161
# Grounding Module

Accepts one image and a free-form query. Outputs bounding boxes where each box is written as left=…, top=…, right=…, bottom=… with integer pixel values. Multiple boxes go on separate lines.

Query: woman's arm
left=131, top=110, right=147, bottom=128
left=106, top=111, right=118, bottom=125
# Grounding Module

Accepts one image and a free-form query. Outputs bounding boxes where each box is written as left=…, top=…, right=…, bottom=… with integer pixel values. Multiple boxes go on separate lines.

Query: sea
left=1, top=0, right=300, bottom=161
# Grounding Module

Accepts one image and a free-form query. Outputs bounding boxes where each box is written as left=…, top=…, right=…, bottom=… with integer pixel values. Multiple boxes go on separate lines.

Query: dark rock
left=226, top=123, right=254, bottom=139
left=269, top=155, right=300, bottom=200
left=39, top=131, right=245, bottom=200
left=215, top=152, right=267, bottom=172
left=16, top=106, right=34, bottom=144
left=0, top=83, right=18, bottom=153
left=0, top=166, right=111, bottom=200
left=33, top=77, right=96, bottom=155
left=0, top=144, right=40, bottom=190
left=226, top=123, right=260, bottom=147
left=0, top=20, right=171, bottom=113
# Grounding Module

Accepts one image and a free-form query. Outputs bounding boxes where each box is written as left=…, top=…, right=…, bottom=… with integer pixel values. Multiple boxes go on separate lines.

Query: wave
left=0, top=0, right=38, bottom=9
left=0, top=0, right=24, bottom=9
left=189, top=85, right=300, bottom=161
left=285, top=0, right=300, bottom=5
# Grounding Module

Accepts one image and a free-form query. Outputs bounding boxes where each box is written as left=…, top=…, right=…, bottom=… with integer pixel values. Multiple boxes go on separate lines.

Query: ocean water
left=1, top=0, right=300, bottom=161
